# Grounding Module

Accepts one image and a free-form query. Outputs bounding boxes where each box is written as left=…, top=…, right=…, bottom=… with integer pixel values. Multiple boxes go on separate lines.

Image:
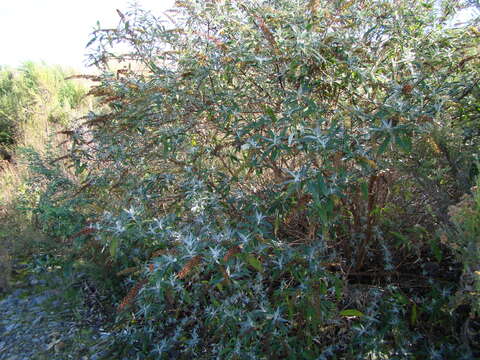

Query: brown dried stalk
left=64, top=74, right=102, bottom=81
left=49, top=154, right=71, bottom=164
left=68, top=227, right=96, bottom=242
left=83, top=113, right=116, bottom=126
left=116, top=267, right=139, bottom=277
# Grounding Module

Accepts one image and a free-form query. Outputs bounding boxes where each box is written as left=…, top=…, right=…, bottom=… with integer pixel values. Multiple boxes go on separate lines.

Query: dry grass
left=0, top=64, right=91, bottom=292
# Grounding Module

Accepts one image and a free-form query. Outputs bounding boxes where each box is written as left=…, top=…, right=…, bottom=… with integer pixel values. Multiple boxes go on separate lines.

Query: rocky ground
left=0, top=267, right=111, bottom=360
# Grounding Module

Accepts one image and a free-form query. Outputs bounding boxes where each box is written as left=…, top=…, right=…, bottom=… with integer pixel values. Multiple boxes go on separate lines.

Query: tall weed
left=0, top=63, right=90, bottom=291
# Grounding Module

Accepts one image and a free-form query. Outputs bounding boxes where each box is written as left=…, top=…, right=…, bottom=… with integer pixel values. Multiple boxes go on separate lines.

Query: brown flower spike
left=402, top=83, right=414, bottom=95
left=117, top=279, right=148, bottom=312
left=177, top=255, right=203, bottom=279
left=223, top=245, right=242, bottom=262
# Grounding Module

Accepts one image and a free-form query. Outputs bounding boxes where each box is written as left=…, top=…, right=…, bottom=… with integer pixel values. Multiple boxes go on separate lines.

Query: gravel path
left=0, top=274, right=108, bottom=360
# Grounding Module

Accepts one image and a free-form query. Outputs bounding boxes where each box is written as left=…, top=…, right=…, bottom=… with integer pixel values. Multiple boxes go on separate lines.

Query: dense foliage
left=0, top=62, right=86, bottom=148
left=17, top=0, right=480, bottom=358
left=0, top=63, right=89, bottom=293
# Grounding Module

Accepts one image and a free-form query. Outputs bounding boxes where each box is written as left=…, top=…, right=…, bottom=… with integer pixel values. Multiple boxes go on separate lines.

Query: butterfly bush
left=34, top=0, right=480, bottom=358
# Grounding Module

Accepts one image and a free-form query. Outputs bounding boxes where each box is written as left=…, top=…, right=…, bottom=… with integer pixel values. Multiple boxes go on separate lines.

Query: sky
left=0, top=0, right=175, bottom=71
left=1, top=1, right=477, bottom=72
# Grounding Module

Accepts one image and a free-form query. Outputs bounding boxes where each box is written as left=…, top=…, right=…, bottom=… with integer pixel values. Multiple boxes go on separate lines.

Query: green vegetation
left=0, top=62, right=89, bottom=292
left=0, top=62, right=87, bottom=148
left=1, top=0, right=480, bottom=359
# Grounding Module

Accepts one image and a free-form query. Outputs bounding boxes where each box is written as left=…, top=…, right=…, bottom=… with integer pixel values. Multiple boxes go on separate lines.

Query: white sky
left=0, top=0, right=477, bottom=71
left=0, top=0, right=175, bottom=71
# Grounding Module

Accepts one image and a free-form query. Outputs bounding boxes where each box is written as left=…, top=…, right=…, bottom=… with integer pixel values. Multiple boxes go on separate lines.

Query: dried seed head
left=151, top=249, right=168, bottom=258
left=255, top=16, right=278, bottom=52
left=117, top=279, right=148, bottom=312
left=177, top=255, right=202, bottom=279
left=308, top=0, right=319, bottom=15
left=402, top=83, right=414, bottom=95
left=223, top=245, right=242, bottom=262
left=418, top=115, right=433, bottom=123
left=151, top=248, right=177, bottom=258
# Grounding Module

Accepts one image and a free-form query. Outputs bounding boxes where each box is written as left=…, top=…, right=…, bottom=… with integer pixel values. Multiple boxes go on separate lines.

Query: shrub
left=448, top=175, right=480, bottom=316
left=29, top=0, right=480, bottom=358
